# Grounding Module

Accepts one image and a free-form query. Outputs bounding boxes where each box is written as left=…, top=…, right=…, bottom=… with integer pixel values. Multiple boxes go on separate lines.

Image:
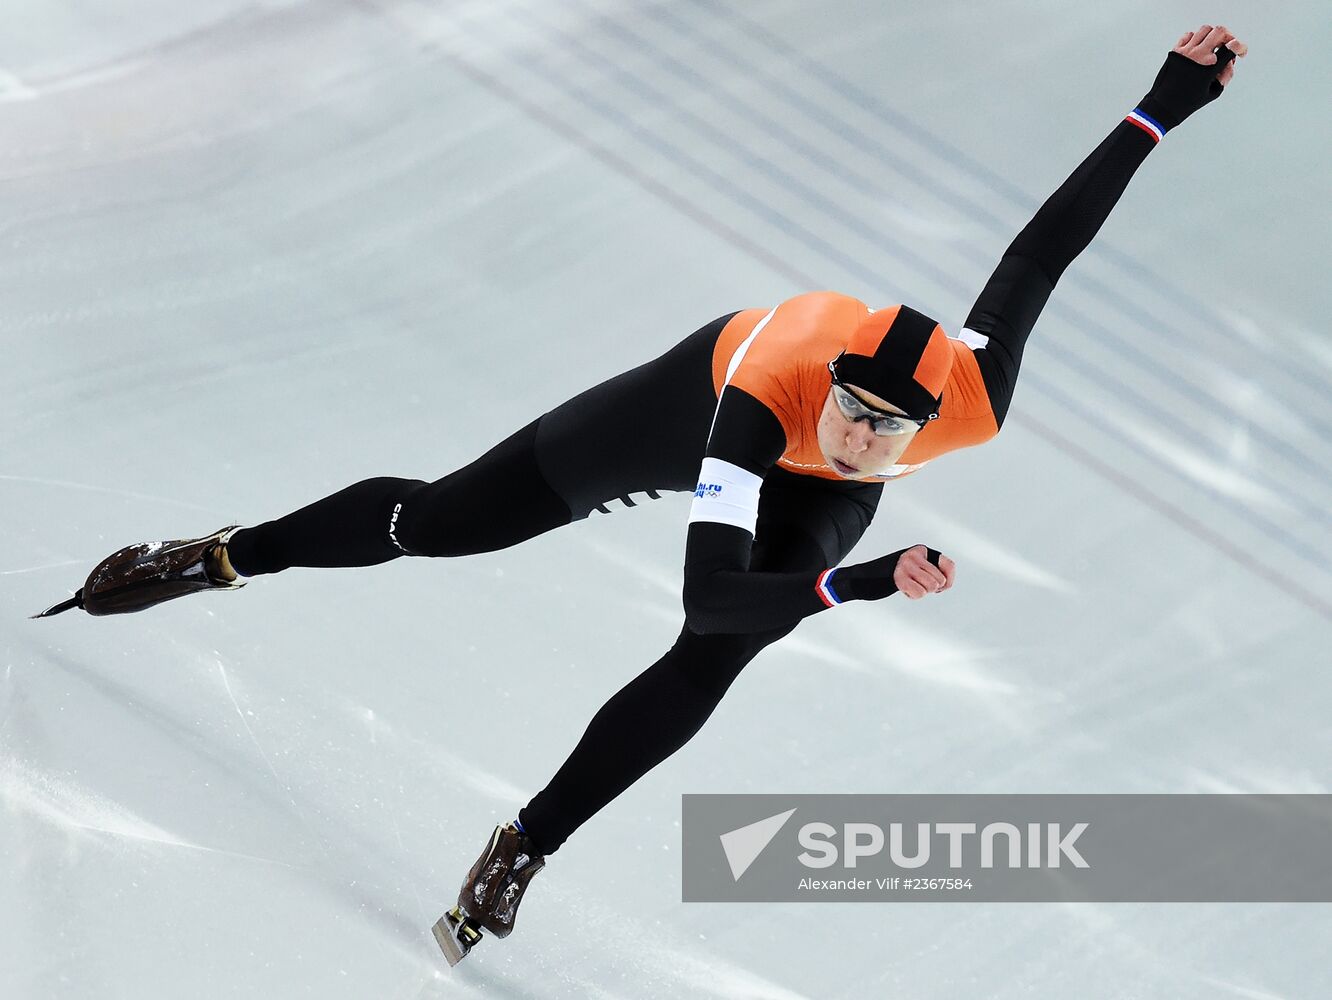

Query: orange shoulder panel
left=898, top=340, right=999, bottom=465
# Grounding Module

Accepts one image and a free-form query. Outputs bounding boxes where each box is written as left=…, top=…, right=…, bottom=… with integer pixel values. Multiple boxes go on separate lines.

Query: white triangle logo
left=720, top=808, right=797, bottom=881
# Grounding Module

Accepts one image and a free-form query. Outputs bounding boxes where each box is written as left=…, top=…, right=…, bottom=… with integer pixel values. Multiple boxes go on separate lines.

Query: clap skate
left=32, top=525, right=246, bottom=618
left=432, top=821, right=546, bottom=966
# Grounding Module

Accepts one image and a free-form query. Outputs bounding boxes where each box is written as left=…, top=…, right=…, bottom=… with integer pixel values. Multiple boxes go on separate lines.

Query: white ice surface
left=3, top=1, right=1330, bottom=998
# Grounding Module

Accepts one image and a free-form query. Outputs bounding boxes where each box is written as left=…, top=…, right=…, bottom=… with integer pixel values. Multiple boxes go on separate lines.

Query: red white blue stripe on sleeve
left=1124, top=107, right=1165, bottom=143
left=815, top=568, right=845, bottom=608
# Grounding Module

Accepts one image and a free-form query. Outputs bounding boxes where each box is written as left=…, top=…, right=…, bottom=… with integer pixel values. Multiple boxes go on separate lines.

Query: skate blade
left=432, top=908, right=482, bottom=967
left=30, top=590, right=84, bottom=619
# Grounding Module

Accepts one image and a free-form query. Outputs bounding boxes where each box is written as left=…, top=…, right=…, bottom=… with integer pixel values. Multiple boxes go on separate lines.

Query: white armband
left=687, top=457, right=762, bottom=536
left=956, top=326, right=989, bottom=350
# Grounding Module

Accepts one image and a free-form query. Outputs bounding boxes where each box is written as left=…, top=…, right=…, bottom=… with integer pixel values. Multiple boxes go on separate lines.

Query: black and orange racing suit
left=224, top=52, right=1230, bottom=854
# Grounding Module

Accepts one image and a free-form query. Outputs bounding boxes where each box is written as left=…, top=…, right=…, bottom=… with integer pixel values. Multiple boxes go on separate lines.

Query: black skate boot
left=32, top=525, right=246, bottom=618
left=432, top=821, right=546, bottom=966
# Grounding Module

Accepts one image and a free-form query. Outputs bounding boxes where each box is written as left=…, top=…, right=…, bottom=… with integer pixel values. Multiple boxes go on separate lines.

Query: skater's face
left=817, top=383, right=921, bottom=479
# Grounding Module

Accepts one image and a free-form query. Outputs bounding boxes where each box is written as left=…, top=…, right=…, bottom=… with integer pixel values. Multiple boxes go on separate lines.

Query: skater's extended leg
left=225, top=419, right=571, bottom=576
left=48, top=314, right=732, bottom=618
left=226, top=314, right=731, bottom=577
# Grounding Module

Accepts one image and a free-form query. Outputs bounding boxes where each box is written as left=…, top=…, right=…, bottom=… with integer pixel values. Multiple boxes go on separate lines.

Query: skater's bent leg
left=515, top=478, right=879, bottom=855
left=516, top=620, right=794, bottom=856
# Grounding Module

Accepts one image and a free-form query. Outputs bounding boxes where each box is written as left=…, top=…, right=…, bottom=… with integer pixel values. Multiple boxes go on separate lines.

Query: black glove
left=1137, top=45, right=1236, bottom=132
left=837, top=546, right=944, bottom=602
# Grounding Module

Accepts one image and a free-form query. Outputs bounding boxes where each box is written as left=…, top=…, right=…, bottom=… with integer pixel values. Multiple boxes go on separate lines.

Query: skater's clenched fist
left=893, top=544, right=955, bottom=600
left=837, top=544, right=956, bottom=602
left=1172, top=25, right=1247, bottom=87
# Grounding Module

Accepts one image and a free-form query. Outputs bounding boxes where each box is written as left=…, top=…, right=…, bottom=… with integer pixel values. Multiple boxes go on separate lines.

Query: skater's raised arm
left=680, top=387, right=953, bottom=636
left=961, top=26, right=1247, bottom=427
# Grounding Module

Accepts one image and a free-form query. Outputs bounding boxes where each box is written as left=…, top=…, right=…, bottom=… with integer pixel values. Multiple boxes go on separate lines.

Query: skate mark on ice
left=904, top=506, right=1075, bottom=593
left=1012, top=412, right=1332, bottom=620
left=841, top=616, right=1019, bottom=697
left=1199, top=977, right=1291, bottom=1000
left=337, top=697, right=528, bottom=803
left=770, top=607, right=1022, bottom=700
left=0, top=473, right=226, bottom=515
left=778, top=622, right=1042, bottom=737
left=1095, top=411, right=1297, bottom=514
left=0, top=59, right=148, bottom=104
left=32, top=641, right=332, bottom=822
left=665, top=951, right=816, bottom=1000
left=0, top=4, right=281, bottom=107
left=0, top=754, right=294, bottom=867
left=216, top=658, right=286, bottom=789
left=1180, top=763, right=1327, bottom=795
left=557, top=886, right=818, bottom=1000
left=213, top=654, right=331, bottom=859
left=0, top=557, right=87, bottom=576
left=584, top=538, right=678, bottom=597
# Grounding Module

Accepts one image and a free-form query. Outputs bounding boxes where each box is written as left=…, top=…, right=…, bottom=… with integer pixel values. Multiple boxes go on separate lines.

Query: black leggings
left=226, top=316, right=882, bottom=854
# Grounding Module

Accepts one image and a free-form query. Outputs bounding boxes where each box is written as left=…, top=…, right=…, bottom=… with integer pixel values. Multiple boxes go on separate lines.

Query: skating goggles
left=827, top=359, right=936, bottom=436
